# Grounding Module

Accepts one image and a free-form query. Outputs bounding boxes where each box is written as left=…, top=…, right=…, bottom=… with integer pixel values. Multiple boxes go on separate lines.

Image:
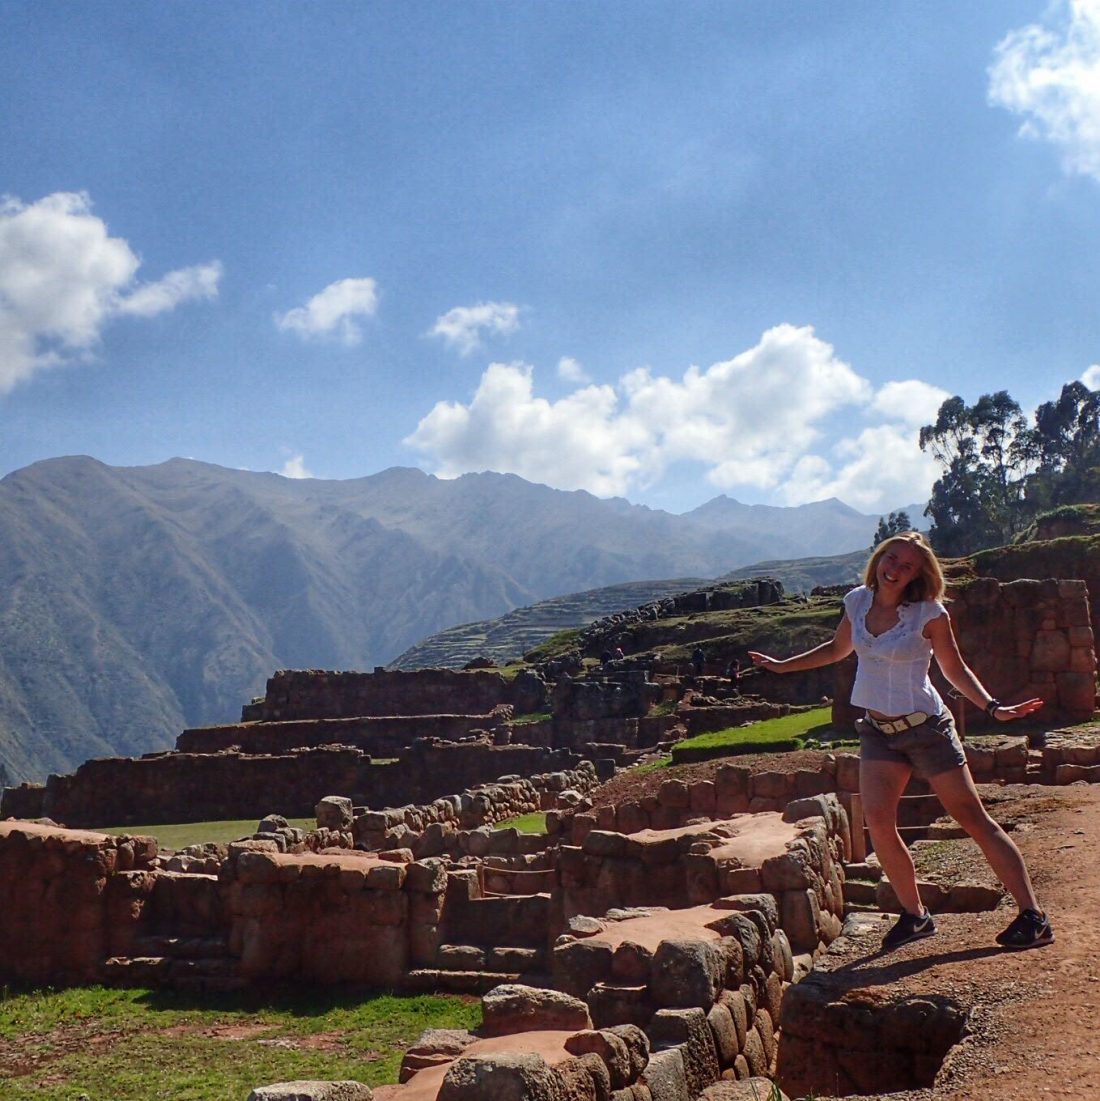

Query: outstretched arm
left=926, top=612, right=1043, bottom=721
left=748, top=613, right=854, bottom=674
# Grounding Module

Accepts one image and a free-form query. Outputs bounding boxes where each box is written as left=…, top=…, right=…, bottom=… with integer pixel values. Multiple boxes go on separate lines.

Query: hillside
left=391, top=549, right=866, bottom=670
left=0, top=457, right=893, bottom=783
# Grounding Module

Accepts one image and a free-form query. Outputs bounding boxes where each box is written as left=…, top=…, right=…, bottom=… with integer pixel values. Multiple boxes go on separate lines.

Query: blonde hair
left=863, top=531, right=945, bottom=604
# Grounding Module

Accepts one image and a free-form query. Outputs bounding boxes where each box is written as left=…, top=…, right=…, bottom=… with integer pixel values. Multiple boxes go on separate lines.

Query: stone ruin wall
left=176, top=712, right=509, bottom=755
left=243, top=667, right=547, bottom=721
left=2, top=742, right=589, bottom=829
left=0, top=783, right=849, bottom=989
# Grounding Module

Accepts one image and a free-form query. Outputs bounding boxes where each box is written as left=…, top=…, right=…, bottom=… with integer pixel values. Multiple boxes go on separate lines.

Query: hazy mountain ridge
left=0, top=456, right=895, bottom=783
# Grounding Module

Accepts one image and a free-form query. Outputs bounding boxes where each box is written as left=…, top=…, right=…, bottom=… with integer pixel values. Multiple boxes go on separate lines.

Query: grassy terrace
left=669, top=705, right=852, bottom=764
left=98, top=819, right=315, bottom=849
left=0, top=985, right=481, bottom=1100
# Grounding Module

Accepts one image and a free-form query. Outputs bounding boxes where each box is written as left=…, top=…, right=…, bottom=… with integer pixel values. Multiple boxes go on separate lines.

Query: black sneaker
left=996, top=908, right=1054, bottom=950
left=882, top=909, right=936, bottom=950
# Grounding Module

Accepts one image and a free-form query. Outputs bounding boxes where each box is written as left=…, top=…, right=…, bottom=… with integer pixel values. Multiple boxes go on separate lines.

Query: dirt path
left=807, top=783, right=1100, bottom=1101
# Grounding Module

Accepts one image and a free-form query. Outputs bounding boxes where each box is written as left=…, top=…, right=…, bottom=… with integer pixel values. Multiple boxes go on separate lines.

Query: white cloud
left=428, top=301, right=520, bottom=356
left=869, top=379, right=952, bottom=427
left=275, top=278, right=379, bottom=346
left=280, top=453, right=314, bottom=479
left=117, top=262, right=223, bottom=318
left=557, top=356, right=590, bottom=384
left=781, top=424, right=941, bottom=512
left=1082, top=363, right=1100, bottom=388
left=0, top=191, right=222, bottom=392
left=989, top=1, right=1100, bottom=181
left=402, top=324, right=941, bottom=508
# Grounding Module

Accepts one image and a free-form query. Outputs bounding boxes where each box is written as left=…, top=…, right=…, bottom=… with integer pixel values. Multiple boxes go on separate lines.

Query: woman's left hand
left=993, top=697, right=1044, bottom=721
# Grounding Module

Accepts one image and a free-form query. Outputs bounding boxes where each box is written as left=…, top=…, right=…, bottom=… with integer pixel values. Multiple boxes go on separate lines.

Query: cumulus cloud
left=406, top=323, right=949, bottom=512
left=279, top=453, right=314, bottom=479
left=557, top=356, right=590, bottom=384
left=989, top=1, right=1100, bottom=181
left=275, top=278, right=379, bottom=346
left=428, top=301, right=520, bottom=356
left=869, top=379, right=953, bottom=427
left=0, top=191, right=222, bottom=392
left=780, top=424, right=941, bottom=511
left=1082, top=363, right=1100, bottom=388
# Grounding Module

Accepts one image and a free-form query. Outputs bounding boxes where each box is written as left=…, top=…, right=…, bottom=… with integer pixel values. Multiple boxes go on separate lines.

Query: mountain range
left=0, top=456, right=913, bottom=783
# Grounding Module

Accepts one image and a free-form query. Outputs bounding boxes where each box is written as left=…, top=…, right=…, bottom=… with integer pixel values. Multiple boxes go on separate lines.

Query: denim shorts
left=857, top=709, right=967, bottom=780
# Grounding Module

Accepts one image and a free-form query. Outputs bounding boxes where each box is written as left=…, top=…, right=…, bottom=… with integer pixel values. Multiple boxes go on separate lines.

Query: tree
left=1026, top=381, right=1100, bottom=507
left=871, top=510, right=913, bottom=549
left=919, top=391, right=1032, bottom=555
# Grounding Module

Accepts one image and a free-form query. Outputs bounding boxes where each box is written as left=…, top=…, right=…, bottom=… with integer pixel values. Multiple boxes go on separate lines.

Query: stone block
left=437, top=1053, right=565, bottom=1101
left=712, top=894, right=778, bottom=934
left=704, top=911, right=760, bottom=968
left=647, top=1008, right=719, bottom=1098
left=658, top=779, right=691, bottom=808
left=365, top=863, right=405, bottom=891
left=585, top=831, right=629, bottom=858
left=640, top=1047, right=689, bottom=1101
left=247, top=1082, right=373, bottom=1101
left=553, top=938, right=615, bottom=998
left=718, top=867, right=762, bottom=895
left=714, top=765, right=750, bottom=796
left=689, top=781, right=717, bottom=816
left=315, top=797, right=354, bottom=831
left=650, top=940, right=722, bottom=1009
left=481, top=983, right=592, bottom=1037
left=684, top=854, right=719, bottom=904
left=706, top=1003, right=740, bottom=1066
left=616, top=802, right=649, bottom=835
left=780, top=889, right=821, bottom=954
left=405, top=858, right=447, bottom=894
left=612, top=940, right=654, bottom=984
left=566, top=1029, right=634, bottom=1090
left=589, top=983, right=654, bottom=1029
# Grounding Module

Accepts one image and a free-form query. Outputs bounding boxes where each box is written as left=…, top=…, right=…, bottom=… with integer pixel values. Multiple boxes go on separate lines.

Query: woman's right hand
left=748, top=651, right=780, bottom=672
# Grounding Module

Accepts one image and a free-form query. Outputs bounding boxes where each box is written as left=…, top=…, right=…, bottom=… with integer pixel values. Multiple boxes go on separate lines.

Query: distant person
left=726, top=657, right=743, bottom=693
left=748, top=531, right=1052, bottom=952
left=691, top=647, right=706, bottom=677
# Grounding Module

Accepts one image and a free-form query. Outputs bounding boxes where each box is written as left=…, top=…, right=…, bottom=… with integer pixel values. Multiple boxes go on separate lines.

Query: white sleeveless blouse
left=843, top=585, right=947, bottom=715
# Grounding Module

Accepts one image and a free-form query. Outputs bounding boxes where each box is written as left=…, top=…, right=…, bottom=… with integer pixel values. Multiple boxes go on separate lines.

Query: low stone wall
left=351, top=762, right=599, bottom=856
left=176, top=713, right=508, bottom=755
left=557, top=795, right=849, bottom=955
left=3, top=741, right=584, bottom=828
left=550, top=669, right=661, bottom=722
left=243, top=667, right=547, bottom=722
left=0, top=821, right=158, bottom=984
left=226, top=849, right=447, bottom=985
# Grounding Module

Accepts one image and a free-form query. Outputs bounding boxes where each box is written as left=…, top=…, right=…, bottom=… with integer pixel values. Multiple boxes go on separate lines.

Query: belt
left=864, top=711, right=929, bottom=735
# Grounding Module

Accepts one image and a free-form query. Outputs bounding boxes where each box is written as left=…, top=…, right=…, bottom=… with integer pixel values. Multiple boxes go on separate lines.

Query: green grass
left=96, top=819, right=315, bottom=850
left=495, top=811, right=548, bottom=834
left=510, top=711, right=551, bottom=726
left=671, top=705, right=837, bottom=762
left=634, top=754, right=673, bottom=774
left=0, top=983, right=481, bottom=1100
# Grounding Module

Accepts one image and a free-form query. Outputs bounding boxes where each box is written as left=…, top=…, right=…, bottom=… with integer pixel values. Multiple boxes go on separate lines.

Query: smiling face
left=863, top=532, right=945, bottom=603
left=876, top=542, right=923, bottom=591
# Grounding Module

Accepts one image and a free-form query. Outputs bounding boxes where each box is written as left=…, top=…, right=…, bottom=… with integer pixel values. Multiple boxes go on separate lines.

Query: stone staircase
left=406, top=942, right=549, bottom=995
left=102, top=933, right=245, bottom=993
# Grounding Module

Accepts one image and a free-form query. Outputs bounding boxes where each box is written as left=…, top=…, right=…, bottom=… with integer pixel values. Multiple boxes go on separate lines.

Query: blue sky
left=2, top=1, right=1100, bottom=515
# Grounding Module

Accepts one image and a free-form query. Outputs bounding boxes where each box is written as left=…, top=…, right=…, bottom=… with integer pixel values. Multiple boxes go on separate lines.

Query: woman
left=748, top=531, right=1053, bottom=951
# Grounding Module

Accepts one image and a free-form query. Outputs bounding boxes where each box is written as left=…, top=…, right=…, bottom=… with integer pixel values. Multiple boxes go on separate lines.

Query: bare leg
left=927, top=765, right=1040, bottom=913
left=860, top=757, right=924, bottom=914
